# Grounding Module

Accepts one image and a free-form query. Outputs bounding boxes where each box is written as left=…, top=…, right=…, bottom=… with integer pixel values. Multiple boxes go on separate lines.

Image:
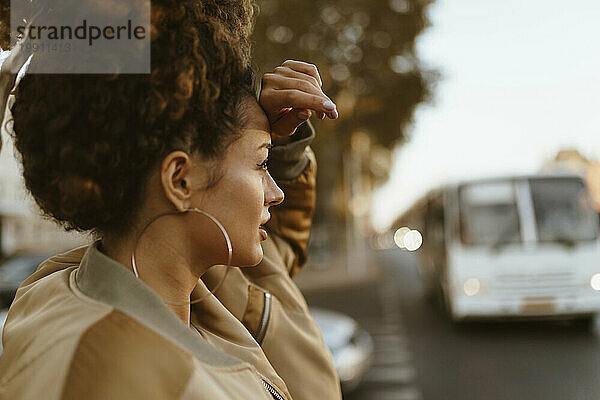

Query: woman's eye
left=258, top=159, right=269, bottom=171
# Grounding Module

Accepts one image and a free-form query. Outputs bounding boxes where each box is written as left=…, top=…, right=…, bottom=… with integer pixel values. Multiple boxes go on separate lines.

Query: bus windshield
left=459, top=177, right=598, bottom=247
left=530, top=178, right=597, bottom=243
left=459, top=182, right=521, bottom=246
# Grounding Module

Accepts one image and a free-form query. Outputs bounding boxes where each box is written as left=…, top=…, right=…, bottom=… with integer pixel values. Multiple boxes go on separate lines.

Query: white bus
left=395, top=174, right=600, bottom=323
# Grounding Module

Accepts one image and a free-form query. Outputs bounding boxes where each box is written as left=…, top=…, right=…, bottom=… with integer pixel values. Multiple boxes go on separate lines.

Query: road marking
left=363, top=322, right=404, bottom=335
left=350, top=263, right=425, bottom=399
left=364, top=365, right=417, bottom=385
left=373, top=334, right=410, bottom=348
left=361, top=387, right=424, bottom=400
left=373, top=348, right=412, bottom=365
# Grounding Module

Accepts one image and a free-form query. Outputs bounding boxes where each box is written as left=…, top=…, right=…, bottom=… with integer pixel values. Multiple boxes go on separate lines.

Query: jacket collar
left=75, top=241, right=244, bottom=368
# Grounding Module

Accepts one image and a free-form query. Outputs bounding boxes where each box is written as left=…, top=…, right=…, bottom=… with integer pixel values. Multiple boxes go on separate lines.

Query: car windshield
left=459, top=181, right=521, bottom=246
left=530, top=178, right=598, bottom=242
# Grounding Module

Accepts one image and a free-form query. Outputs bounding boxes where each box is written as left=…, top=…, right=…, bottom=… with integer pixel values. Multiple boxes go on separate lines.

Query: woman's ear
left=160, top=151, right=193, bottom=212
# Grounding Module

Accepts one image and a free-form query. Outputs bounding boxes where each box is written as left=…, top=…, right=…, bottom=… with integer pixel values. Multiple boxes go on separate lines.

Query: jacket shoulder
left=62, top=311, right=276, bottom=400
left=61, top=310, right=195, bottom=400
left=0, top=268, right=111, bottom=392
left=0, top=308, right=195, bottom=400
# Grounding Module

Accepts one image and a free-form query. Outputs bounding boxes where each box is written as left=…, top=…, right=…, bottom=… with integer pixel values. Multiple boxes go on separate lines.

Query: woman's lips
left=259, top=227, right=268, bottom=241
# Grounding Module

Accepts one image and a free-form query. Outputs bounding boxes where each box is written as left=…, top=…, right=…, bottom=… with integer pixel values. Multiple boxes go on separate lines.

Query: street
left=303, top=249, right=600, bottom=400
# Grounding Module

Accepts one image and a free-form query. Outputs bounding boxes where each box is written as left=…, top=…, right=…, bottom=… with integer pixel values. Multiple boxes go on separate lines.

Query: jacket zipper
left=262, top=379, right=284, bottom=400
left=255, top=292, right=271, bottom=345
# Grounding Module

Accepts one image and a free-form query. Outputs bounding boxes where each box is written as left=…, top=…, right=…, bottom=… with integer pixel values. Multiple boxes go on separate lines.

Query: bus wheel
left=437, top=281, right=463, bottom=323
left=423, top=280, right=438, bottom=305
left=573, top=316, right=596, bottom=330
left=436, top=282, right=451, bottom=318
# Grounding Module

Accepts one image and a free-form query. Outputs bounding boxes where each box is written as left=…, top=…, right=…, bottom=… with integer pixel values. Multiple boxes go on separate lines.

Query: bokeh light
left=403, top=230, right=422, bottom=251
left=394, top=227, right=411, bottom=249
left=591, top=273, right=600, bottom=291
left=266, top=25, right=294, bottom=44
left=463, top=278, right=481, bottom=297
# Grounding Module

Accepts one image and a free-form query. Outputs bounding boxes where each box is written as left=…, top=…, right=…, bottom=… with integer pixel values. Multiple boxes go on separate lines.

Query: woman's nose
left=265, top=173, right=284, bottom=207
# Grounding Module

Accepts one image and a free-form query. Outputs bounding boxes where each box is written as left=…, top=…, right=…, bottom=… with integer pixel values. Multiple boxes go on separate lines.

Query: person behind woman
left=0, top=1, right=341, bottom=399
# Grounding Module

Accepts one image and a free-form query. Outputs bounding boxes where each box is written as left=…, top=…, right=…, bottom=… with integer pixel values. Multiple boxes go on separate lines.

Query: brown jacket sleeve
left=266, top=121, right=317, bottom=277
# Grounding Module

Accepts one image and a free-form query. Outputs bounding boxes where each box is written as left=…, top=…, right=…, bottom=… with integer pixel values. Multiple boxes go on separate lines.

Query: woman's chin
left=234, top=246, right=263, bottom=268
left=249, top=247, right=264, bottom=266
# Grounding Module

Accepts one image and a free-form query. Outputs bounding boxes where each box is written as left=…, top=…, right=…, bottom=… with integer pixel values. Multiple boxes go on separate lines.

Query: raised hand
left=259, top=60, right=338, bottom=138
left=0, top=23, right=34, bottom=152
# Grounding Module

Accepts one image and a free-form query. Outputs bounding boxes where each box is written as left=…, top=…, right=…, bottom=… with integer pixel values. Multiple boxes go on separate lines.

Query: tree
left=253, top=0, right=437, bottom=255
left=253, top=0, right=437, bottom=148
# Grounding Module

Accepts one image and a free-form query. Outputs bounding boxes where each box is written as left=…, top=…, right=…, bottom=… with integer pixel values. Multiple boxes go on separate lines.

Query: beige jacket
left=0, top=123, right=342, bottom=399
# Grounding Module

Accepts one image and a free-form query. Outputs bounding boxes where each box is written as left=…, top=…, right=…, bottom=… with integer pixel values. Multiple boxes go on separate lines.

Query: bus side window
left=426, top=197, right=445, bottom=248
left=424, top=196, right=447, bottom=277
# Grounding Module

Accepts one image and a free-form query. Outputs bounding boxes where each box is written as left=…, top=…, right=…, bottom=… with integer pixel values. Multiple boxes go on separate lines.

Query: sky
left=371, top=0, right=600, bottom=230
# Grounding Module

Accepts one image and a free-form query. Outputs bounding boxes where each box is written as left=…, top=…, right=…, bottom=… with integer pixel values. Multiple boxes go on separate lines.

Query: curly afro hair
left=0, top=0, right=9, bottom=49
left=8, top=0, right=259, bottom=236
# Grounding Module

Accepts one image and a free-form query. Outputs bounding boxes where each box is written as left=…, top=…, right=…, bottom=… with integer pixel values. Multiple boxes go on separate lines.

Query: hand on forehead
left=259, top=60, right=338, bottom=138
left=0, top=20, right=36, bottom=152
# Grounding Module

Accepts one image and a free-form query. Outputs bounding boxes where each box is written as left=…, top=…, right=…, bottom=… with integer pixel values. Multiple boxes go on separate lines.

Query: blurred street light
left=393, top=227, right=422, bottom=251
left=393, top=227, right=411, bottom=249
left=403, top=229, right=422, bottom=251
left=591, top=273, right=600, bottom=291
left=463, top=278, right=481, bottom=297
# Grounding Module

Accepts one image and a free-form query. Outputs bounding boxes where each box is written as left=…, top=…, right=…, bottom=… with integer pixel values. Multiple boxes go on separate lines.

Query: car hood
left=12, top=246, right=88, bottom=296
left=310, top=307, right=357, bottom=352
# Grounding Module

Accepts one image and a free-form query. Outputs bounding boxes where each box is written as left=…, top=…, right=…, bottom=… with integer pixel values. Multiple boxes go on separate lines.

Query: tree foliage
left=252, top=0, right=437, bottom=148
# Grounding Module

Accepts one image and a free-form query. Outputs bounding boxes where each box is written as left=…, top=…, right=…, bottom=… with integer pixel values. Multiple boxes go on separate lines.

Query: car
left=0, top=254, right=53, bottom=356
left=309, top=307, right=374, bottom=394
left=0, top=308, right=7, bottom=355
left=0, top=254, right=50, bottom=309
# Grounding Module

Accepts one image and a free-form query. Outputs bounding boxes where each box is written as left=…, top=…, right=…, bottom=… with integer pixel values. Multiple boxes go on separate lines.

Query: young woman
left=0, top=1, right=341, bottom=399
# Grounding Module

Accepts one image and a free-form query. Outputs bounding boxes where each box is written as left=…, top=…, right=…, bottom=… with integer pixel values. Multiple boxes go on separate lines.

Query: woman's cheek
left=228, top=173, right=266, bottom=266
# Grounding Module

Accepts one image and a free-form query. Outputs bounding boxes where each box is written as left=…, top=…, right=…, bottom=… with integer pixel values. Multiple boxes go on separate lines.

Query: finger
left=1, top=34, right=33, bottom=119
left=273, top=66, right=321, bottom=90
left=271, top=108, right=312, bottom=137
left=262, top=73, right=328, bottom=99
left=262, top=88, right=338, bottom=119
left=281, top=60, right=323, bottom=87
left=2, top=44, right=32, bottom=76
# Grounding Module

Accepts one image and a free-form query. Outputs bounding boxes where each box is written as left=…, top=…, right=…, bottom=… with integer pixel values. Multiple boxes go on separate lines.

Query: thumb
left=271, top=108, right=311, bottom=137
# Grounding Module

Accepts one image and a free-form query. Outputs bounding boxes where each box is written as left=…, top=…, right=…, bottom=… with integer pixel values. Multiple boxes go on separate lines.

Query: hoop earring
left=130, top=208, right=232, bottom=306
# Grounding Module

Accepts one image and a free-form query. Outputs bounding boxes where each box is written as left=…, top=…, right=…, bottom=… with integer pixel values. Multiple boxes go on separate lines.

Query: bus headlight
left=463, top=278, right=481, bottom=296
left=591, top=274, right=600, bottom=291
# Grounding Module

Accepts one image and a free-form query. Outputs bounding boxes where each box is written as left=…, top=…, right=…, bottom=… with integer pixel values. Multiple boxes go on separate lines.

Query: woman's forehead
left=240, top=97, right=270, bottom=133
left=230, top=123, right=270, bottom=158
left=240, top=127, right=271, bottom=150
